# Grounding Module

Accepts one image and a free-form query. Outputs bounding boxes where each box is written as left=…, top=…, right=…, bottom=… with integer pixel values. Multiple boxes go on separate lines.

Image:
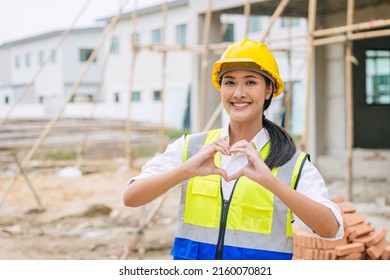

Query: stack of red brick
left=293, top=195, right=390, bottom=260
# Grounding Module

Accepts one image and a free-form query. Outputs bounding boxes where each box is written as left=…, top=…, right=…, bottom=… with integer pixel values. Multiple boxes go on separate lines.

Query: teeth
left=233, top=103, right=249, bottom=107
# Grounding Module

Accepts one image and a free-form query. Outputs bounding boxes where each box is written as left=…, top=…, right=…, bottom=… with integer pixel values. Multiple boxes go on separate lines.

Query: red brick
left=354, top=232, right=374, bottom=246
left=348, top=223, right=375, bottom=240
left=366, top=238, right=390, bottom=260
left=343, top=212, right=366, bottom=227
left=335, top=243, right=365, bottom=256
left=380, top=245, right=390, bottom=260
left=337, top=252, right=364, bottom=260
left=366, top=228, right=388, bottom=247
left=337, top=200, right=356, bottom=213
left=303, top=248, right=314, bottom=259
left=318, top=236, right=348, bottom=250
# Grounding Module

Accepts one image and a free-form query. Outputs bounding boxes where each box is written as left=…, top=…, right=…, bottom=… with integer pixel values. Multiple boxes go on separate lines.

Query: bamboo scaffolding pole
left=77, top=30, right=116, bottom=167
left=159, top=0, right=168, bottom=153
left=313, top=18, right=390, bottom=38
left=244, top=0, right=252, bottom=38
left=119, top=188, right=173, bottom=260
left=13, top=153, right=44, bottom=210
left=198, top=0, right=213, bottom=130
left=134, top=37, right=308, bottom=54
left=260, top=0, right=290, bottom=42
left=125, top=0, right=139, bottom=169
left=0, top=174, right=18, bottom=210
left=284, top=18, right=293, bottom=133
left=302, top=0, right=317, bottom=152
left=0, top=0, right=93, bottom=128
left=314, top=29, right=390, bottom=46
left=21, top=0, right=129, bottom=168
left=345, top=0, right=355, bottom=201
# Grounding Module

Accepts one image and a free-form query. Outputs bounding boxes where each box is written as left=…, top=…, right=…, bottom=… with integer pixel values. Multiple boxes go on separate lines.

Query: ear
left=265, top=85, right=273, bottom=99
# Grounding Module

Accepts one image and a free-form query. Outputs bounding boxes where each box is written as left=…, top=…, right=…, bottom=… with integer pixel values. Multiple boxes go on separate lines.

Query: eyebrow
left=222, top=74, right=260, bottom=80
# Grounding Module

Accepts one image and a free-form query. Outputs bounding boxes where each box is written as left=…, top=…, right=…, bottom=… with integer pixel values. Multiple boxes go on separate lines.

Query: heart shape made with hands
left=221, top=153, right=248, bottom=177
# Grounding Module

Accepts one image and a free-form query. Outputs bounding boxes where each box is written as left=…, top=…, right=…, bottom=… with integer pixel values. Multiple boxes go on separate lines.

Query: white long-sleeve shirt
left=128, top=124, right=344, bottom=240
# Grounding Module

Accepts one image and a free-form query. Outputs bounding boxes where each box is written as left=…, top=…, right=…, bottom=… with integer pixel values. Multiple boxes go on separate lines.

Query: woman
left=123, top=38, right=343, bottom=260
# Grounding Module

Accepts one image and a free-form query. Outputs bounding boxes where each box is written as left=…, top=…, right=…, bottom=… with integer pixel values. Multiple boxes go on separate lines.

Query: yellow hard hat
left=212, top=38, right=284, bottom=97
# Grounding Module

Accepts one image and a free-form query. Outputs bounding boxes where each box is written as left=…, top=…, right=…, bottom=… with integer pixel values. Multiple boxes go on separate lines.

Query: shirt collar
left=221, top=123, right=270, bottom=151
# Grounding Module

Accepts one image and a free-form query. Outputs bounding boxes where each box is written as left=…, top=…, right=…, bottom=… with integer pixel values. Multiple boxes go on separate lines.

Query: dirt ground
left=1, top=164, right=389, bottom=260
left=0, top=165, right=181, bottom=260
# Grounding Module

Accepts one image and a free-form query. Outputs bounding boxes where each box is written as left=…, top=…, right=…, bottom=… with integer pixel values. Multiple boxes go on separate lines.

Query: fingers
left=227, top=169, right=244, bottom=181
left=201, top=137, right=230, bottom=156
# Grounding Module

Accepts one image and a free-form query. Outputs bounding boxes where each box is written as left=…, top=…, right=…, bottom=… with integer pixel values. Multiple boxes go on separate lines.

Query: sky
left=0, top=0, right=166, bottom=45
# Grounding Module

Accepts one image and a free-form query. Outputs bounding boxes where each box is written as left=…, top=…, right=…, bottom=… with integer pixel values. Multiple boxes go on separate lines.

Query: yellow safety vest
left=171, top=129, right=308, bottom=260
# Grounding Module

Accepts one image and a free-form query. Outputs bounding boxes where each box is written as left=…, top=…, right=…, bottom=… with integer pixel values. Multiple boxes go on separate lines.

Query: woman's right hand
left=183, top=137, right=230, bottom=181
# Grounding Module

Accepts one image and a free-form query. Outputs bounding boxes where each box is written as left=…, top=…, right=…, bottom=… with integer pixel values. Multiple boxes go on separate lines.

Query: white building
left=0, top=0, right=307, bottom=132
left=0, top=27, right=104, bottom=118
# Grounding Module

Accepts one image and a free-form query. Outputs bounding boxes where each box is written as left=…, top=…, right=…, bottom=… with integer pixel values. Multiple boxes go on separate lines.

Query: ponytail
left=262, top=115, right=296, bottom=170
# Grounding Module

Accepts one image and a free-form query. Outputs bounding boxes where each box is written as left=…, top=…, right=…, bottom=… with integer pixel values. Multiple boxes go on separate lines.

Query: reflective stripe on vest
left=172, top=129, right=308, bottom=260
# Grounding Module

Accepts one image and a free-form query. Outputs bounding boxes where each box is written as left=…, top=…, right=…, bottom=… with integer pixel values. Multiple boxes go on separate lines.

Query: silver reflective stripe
left=176, top=223, right=292, bottom=253
left=186, top=131, right=208, bottom=159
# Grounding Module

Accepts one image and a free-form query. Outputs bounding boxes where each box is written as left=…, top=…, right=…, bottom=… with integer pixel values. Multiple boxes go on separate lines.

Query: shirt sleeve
left=126, top=135, right=185, bottom=186
left=294, top=159, right=344, bottom=240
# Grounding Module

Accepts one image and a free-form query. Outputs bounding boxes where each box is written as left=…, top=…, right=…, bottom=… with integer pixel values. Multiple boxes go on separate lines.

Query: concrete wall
left=314, top=4, right=390, bottom=182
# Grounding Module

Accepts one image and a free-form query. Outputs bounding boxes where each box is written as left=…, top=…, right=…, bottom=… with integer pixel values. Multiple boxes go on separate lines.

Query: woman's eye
left=245, top=80, right=256, bottom=85
left=224, top=80, right=235, bottom=86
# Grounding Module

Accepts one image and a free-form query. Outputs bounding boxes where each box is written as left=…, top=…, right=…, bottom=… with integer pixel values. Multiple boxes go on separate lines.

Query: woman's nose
left=233, top=83, right=245, bottom=98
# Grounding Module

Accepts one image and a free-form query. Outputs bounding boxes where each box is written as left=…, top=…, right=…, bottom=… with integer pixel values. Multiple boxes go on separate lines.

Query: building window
left=153, top=90, right=161, bottom=101
left=223, top=23, right=234, bottom=42
left=131, top=32, right=141, bottom=45
left=25, top=53, right=31, bottom=67
left=14, top=56, right=20, bottom=69
left=5, top=96, right=9, bottom=104
left=132, top=91, right=141, bottom=102
left=114, top=92, right=120, bottom=103
left=111, top=37, right=120, bottom=54
left=80, top=48, right=96, bottom=62
left=151, top=28, right=162, bottom=44
left=366, top=49, right=390, bottom=105
left=176, top=24, right=187, bottom=44
left=38, top=51, right=44, bottom=65
left=249, top=16, right=262, bottom=33
left=280, top=17, right=300, bottom=28
left=51, top=51, right=57, bottom=64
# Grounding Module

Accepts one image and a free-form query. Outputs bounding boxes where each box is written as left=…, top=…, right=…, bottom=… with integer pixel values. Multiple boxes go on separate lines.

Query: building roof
left=0, top=26, right=104, bottom=49
left=97, top=0, right=189, bottom=22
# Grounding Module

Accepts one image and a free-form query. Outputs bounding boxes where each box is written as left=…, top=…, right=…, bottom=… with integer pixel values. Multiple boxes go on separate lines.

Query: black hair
left=262, top=78, right=296, bottom=169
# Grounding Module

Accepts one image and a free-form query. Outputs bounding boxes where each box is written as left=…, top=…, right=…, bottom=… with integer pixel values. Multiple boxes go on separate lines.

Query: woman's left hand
left=228, top=140, right=274, bottom=186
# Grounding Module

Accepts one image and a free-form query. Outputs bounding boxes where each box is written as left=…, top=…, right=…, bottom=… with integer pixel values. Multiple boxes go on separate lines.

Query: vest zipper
left=215, top=198, right=229, bottom=259
left=215, top=179, right=238, bottom=260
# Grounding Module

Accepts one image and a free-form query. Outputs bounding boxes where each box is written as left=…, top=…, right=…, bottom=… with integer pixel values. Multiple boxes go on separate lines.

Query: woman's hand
left=228, top=140, right=274, bottom=186
left=184, top=137, right=230, bottom=181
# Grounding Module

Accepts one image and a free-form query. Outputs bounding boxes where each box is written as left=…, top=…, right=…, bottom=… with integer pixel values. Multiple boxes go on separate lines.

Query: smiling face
left=220, top=69, right=273, bottom=125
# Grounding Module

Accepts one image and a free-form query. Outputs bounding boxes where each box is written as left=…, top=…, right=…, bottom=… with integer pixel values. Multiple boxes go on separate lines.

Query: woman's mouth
left=231, top=102, right=251, bottom=109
